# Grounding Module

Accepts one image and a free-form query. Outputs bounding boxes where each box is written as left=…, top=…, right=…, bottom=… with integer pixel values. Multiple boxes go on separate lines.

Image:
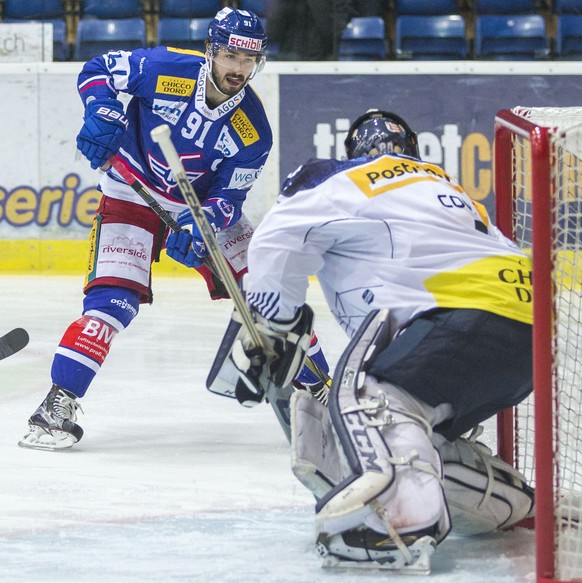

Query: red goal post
left=494, top=107, right=582, bottom=583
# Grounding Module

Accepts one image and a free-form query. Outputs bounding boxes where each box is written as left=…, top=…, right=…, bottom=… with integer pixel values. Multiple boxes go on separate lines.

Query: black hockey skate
left=18, top=384, right=83, bottom=451
left=316, top=525, right=438, bottom=574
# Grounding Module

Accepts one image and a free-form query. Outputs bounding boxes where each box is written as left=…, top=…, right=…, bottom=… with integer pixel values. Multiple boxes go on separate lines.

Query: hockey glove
left=230, top=305, right=315, bottom=406
left=165, top=209, right=208, bottom=268
left=165, top=199, right=236, bottom=268
left=76, top=98, right=129, bottom=170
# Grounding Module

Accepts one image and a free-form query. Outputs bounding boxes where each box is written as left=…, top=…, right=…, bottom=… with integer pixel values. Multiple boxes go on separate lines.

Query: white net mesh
left=509, top=106, right=582, bottom=581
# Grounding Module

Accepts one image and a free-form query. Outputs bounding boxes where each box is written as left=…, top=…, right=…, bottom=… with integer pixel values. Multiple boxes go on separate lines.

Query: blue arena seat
left=338, top=16, right=386, bottom=60
left=395, top=0, right=458, bottom=15
left=556, top=14, right=582, bottom=59
left=157, top=18, right=211, bottom=52
left=81, top=0, right=143, bottom=19
left=554, top=0, right=582, bottom=13
left=473, top=0, right=537, bottom=14
left=396, top=15, right=467, bottom=59
left=49, top=19, right=68, bottom=61
left=159, top=0, right=222, bottom=18
left=3, top=0, right=65, bottom=19
left=75, top=18, right=147, bottom=61
left=475, top=15, right=549, bottom=60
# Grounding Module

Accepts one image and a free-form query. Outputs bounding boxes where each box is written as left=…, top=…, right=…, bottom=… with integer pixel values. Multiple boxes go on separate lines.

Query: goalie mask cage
left=494, top=106, right=582, bottom=583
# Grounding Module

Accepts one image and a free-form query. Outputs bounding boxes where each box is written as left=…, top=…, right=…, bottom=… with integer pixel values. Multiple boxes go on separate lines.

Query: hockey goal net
left=494, top=107, right=582, bottom=583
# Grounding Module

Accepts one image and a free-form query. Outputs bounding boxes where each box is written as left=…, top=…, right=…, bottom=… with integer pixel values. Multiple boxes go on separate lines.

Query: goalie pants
left=367, top=308, right=532, bottom=441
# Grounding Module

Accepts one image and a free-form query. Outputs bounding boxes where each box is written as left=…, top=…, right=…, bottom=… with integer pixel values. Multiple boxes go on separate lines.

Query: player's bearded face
left=211, top=46, right=258, bottom=96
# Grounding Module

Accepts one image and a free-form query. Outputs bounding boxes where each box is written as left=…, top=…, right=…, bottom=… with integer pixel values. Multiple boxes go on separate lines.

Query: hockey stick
left=0, top=328, right=29, bottom=360
left=151, top=124, right=264, bottom=348
left=108, top=155, right=230, bottom=296
left=109, top=155, right=181, bottom=233
left=150, top=124, right=332, bottom=385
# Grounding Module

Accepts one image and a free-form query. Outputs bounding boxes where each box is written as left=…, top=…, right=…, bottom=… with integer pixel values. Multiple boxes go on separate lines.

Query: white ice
left=0, top=275, right=536, bottom=582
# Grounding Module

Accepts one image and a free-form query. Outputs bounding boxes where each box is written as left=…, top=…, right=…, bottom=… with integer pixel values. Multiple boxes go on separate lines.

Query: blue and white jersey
left=78, top=47, right=272, bottom=219
left=244, top=155, right=533, bottom=337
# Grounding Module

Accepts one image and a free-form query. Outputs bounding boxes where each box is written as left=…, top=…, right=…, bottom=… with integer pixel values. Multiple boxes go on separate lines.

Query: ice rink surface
left=0, top=275, right=536, bottom=582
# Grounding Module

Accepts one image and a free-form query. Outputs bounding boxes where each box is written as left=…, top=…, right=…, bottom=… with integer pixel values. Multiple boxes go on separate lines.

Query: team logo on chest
left=214, top=126, right=240, bottom=157
left=148, top=153, right=205, bottom=195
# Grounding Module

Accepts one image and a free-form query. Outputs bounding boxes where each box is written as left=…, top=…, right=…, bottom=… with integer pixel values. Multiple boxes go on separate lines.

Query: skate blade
left=18, top=427, right=77, bottom=451
left=320, top=535, right=434, bottom=575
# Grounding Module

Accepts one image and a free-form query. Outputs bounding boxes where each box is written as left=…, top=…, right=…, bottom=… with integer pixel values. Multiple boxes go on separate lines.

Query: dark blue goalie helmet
left=207, top=7, right=267, bottom=73
left=344, top=109, right=420, bottom=160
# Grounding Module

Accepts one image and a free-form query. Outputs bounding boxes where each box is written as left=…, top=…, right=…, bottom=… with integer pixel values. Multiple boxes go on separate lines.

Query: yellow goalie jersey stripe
left=424, top=254, right=533, bottom=324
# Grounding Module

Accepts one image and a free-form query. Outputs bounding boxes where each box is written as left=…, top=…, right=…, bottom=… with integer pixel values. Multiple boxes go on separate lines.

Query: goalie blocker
left=207, top=303, right=314, bottom=405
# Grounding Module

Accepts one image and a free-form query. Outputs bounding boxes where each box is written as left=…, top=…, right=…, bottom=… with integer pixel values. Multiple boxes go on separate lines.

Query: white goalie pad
left=311, top=309, right=451, bottom=572
left=433, top=432, right=534, bottom=536
left=290, top=391, right=346, bottom=499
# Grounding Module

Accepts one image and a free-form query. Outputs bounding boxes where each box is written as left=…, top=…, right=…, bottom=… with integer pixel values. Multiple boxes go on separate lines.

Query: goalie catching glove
left=230, top=305, right=315, bottom=407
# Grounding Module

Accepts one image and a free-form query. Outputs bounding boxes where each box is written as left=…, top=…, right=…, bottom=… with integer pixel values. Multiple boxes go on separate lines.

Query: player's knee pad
left=433, top=430, right=534, bottom=536
left=83, top=286, right=140, bottom=330
left=315, top=309, right=451, bottom=549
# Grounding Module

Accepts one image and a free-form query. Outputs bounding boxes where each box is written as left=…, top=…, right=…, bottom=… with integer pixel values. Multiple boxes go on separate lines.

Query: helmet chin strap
left=204, top=57, right=231, bottom=97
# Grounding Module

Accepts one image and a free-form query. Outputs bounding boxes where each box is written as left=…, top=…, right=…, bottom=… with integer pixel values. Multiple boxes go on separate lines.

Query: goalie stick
left=150, top=124, right=332, bottom=385
left=0, top=328, right=29, bottom=360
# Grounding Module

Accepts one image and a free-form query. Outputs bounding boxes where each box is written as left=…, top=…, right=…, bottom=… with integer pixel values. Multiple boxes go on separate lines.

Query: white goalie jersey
left=245, top=155, right=533, bottom=335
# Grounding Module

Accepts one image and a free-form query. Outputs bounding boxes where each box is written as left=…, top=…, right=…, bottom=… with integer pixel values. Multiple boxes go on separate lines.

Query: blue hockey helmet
left=344, top=109, right=420, bottom=160
left=207, top=7, right=267, bottom=70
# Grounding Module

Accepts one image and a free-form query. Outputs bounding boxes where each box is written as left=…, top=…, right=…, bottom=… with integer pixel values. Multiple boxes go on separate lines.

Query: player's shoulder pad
left=281, top=158, right=362, bottom=198
left=161, top=45, right=206, bottom=61
left=143, top=46, right=205, bottom=73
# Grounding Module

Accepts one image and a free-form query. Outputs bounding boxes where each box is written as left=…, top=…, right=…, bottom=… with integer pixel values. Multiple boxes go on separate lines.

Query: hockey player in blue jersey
left=18, top=7, right=328, bottom=451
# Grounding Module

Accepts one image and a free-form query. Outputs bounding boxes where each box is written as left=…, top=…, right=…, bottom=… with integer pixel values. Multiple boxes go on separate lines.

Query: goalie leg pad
left=315, top=310, right=451, bottom=555
left=290, top=390, right=347, bottom=499
left=433, top=431, right=534, bottom=535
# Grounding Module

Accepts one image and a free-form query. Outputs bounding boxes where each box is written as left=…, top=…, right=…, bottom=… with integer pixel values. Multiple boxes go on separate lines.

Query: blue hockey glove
left=165, top=210, right=208, bottom=268
left=76, top=98, right=128, bottom=170
left=166, top=198, right=237, bottom=268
